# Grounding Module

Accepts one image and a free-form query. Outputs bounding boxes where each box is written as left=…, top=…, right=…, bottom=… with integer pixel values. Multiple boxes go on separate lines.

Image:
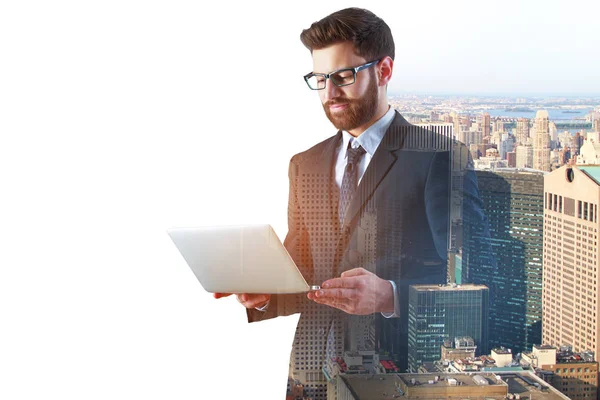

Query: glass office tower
left=463, top=169, right=545, bottom=354
left=407, top=284, right=489, bottom=372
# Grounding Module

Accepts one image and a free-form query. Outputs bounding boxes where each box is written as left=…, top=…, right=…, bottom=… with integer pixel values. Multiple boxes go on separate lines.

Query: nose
left=322, top=80, right=342, bottom=103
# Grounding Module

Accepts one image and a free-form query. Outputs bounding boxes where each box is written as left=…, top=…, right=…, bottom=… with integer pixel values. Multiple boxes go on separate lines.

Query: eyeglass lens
left=306, top=69, right=355, bottom=89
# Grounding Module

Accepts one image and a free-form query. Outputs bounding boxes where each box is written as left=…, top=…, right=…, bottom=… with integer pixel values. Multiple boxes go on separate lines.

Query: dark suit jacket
left=247, top=111, right=487, bottom=374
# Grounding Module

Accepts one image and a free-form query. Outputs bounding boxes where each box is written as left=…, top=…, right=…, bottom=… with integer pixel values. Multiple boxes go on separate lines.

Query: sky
left=384, top=0, right=600, bottom=96
left=1, top=0, right=598, bottom=399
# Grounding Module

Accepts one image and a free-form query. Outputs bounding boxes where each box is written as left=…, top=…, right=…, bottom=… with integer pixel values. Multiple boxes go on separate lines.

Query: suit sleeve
left=246, top=157, right=312, bottom=323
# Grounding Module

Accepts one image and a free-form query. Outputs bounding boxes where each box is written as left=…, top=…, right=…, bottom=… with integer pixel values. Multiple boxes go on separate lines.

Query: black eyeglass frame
left=303, top=60, right=380, bottom=90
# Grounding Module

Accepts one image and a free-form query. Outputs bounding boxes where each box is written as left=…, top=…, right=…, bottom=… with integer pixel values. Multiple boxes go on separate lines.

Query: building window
left=560, top=196, right=563, bottom=213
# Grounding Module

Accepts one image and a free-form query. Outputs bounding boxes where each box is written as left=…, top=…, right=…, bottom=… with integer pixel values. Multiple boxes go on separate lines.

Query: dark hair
left=300, top=8, right=395, bottom=61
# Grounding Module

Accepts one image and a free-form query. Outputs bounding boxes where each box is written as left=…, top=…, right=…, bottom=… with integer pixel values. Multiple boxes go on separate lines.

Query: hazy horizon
left=389, top=91, right=600, bottom=98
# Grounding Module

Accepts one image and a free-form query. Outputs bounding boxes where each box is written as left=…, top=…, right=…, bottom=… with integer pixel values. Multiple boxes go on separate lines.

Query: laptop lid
left=167, top=224, right=311, bottom=294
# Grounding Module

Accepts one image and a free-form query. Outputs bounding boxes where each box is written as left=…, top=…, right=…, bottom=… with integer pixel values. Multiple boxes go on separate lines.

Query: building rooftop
left=411, top=283, right=488, bottom=292
left=418, top=362, right=445, bottom=373
left=501, top=373, right=569, bottom=400
left=534, top=344, right=557, bottom=350
left=578, top=165, right=600, bottom=185
left=492, top=347, right=513, bottom=355
left=399, top=372, right=504, bottom=388
left=443, top=336, right=476, bottom=349
left=481, top=366, right=526, bottom=372
left=556, top=351, right=596, bottom=364
left=492, top=167, right=548, bottom=175
left=339, top=372, right=570, bottom=400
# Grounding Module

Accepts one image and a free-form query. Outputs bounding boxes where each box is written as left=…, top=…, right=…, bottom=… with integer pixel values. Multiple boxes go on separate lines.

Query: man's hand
left=213, top=293, right=271, bottom=309
left=307, top=268, right=394, bottom=315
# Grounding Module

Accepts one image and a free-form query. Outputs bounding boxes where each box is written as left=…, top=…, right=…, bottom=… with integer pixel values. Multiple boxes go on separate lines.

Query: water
left=485, top=108, right=593, bottom=120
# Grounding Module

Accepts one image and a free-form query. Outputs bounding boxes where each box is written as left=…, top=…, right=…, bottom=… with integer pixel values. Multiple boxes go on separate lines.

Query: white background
left=1, top=1, right=598, bottom=399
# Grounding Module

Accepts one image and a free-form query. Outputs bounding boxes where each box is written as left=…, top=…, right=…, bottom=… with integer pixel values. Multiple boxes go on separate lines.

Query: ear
left=377, top=56, right=393, bottom=87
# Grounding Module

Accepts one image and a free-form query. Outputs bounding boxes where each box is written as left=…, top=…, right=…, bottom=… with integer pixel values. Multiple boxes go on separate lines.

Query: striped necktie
left=338, top=143, right=366, bottom=225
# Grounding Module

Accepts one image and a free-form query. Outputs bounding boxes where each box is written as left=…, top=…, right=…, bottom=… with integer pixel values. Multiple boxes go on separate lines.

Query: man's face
left=312, top=42, right=379, bottom=132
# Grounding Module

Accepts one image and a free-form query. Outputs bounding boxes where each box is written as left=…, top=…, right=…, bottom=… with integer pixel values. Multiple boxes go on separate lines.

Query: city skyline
left=4, top=1, right=600, bottom=399
left=391, top=91, right=600, bottom=98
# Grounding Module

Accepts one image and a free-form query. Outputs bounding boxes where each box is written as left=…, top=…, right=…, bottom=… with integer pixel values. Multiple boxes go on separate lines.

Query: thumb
left=340, top=268, right=368, bottom=278
left=213, top=293, right=232, bottom=299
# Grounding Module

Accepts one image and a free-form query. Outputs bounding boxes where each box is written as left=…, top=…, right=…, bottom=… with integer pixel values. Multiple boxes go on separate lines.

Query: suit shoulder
left=395, top=123, right=455, bottom=152
left=290, top=133, right=338, bottom=166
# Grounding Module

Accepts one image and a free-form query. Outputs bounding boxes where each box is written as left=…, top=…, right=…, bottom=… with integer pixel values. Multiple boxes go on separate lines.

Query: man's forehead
left=311, top=42, right=366, bottom=73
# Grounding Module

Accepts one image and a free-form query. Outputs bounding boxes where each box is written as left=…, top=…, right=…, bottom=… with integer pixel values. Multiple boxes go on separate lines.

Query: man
left=216, top=8, right=487, bottom=399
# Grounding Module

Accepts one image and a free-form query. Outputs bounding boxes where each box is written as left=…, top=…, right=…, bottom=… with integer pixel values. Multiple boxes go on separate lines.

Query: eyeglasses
left=303, top=60, right=379, bottom=90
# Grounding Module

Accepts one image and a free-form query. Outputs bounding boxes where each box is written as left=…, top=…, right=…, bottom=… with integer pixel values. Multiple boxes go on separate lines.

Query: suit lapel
left=300, top=131, right=342, bottom=232
left=341, top=111, right=411, bottom=229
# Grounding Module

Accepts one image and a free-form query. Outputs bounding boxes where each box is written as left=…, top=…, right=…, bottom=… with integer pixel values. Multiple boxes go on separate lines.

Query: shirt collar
left=342, top=106, right=395, bottom=157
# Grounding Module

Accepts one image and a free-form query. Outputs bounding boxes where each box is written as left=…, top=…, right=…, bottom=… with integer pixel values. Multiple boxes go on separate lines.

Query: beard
left=322, top=70, right=379, bottom=132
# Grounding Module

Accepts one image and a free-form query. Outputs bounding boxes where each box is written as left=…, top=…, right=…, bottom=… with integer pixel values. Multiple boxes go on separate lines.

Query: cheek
left=318, top=91, right=327, bottom=103
left=344, top=85, right=365, bottom=100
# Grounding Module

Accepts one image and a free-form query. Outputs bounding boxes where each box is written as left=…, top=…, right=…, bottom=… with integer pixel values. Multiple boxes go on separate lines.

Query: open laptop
left=168, top=224, right=316, bottom=294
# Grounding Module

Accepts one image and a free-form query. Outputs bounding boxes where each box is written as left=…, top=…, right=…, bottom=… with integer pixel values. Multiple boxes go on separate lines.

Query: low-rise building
left=440, top=337, right=477, bottom=361
left=523, top=345, right=599, bottom=400
left=336, top=372, right=570, bottom=399
left=492, top=347, right=514, bottom=367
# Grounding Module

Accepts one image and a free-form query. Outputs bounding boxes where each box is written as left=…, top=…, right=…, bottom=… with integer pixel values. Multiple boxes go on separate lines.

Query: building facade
left=542, top=166, right=600, bottom=365
left=534, top=110, right=552, bottom=172
left=516, top=117, right=530, bottom=145
left=523, top=345, right=598, bottom=399
left=464, top=169, right=545, bottom=354
left=516, top=144, right=534, bottom=168
left=407, top=284, right=489, bottom=372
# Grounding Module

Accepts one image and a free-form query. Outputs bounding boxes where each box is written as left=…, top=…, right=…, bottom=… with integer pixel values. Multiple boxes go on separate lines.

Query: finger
left=313, top=296, right=350, bottom=312
left=314, top=288, right=355, bottom=300
left=250, top=295, right=270, bottom=309
left=245, top=296, right=269, bottom=308
left=214, top=293, right=232, bottom=299
left=235, top=294, right=252, bottom=304
left=240, top=294, right=270, bottom=309
left=322, top=276, right=358, bottom=289
left=340, top=268, right=369, bottom=278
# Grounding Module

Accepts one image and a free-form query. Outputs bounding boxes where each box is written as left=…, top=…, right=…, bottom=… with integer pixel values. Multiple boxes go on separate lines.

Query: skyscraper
left=507, top=151, right=516, bottom=168
left=549, top=121, right=558, bottom=145
left=499, top=133, right=514, bottom=159
left=482, top=112, right=491, bottom=138
left=493, top=118, right=505, bottom=134
left=516, top=118, right=530, bottom=145
left=407, top=284, right=489, bottom=372
left=464, top=169, right=545, bottom=354
left=516, top=144, right=534, bottom=168
left=534, top=110, right=551, bottom=172
left=575, top=132, right=585, bottom=155
left=542, top=165, right=600, bottom=365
